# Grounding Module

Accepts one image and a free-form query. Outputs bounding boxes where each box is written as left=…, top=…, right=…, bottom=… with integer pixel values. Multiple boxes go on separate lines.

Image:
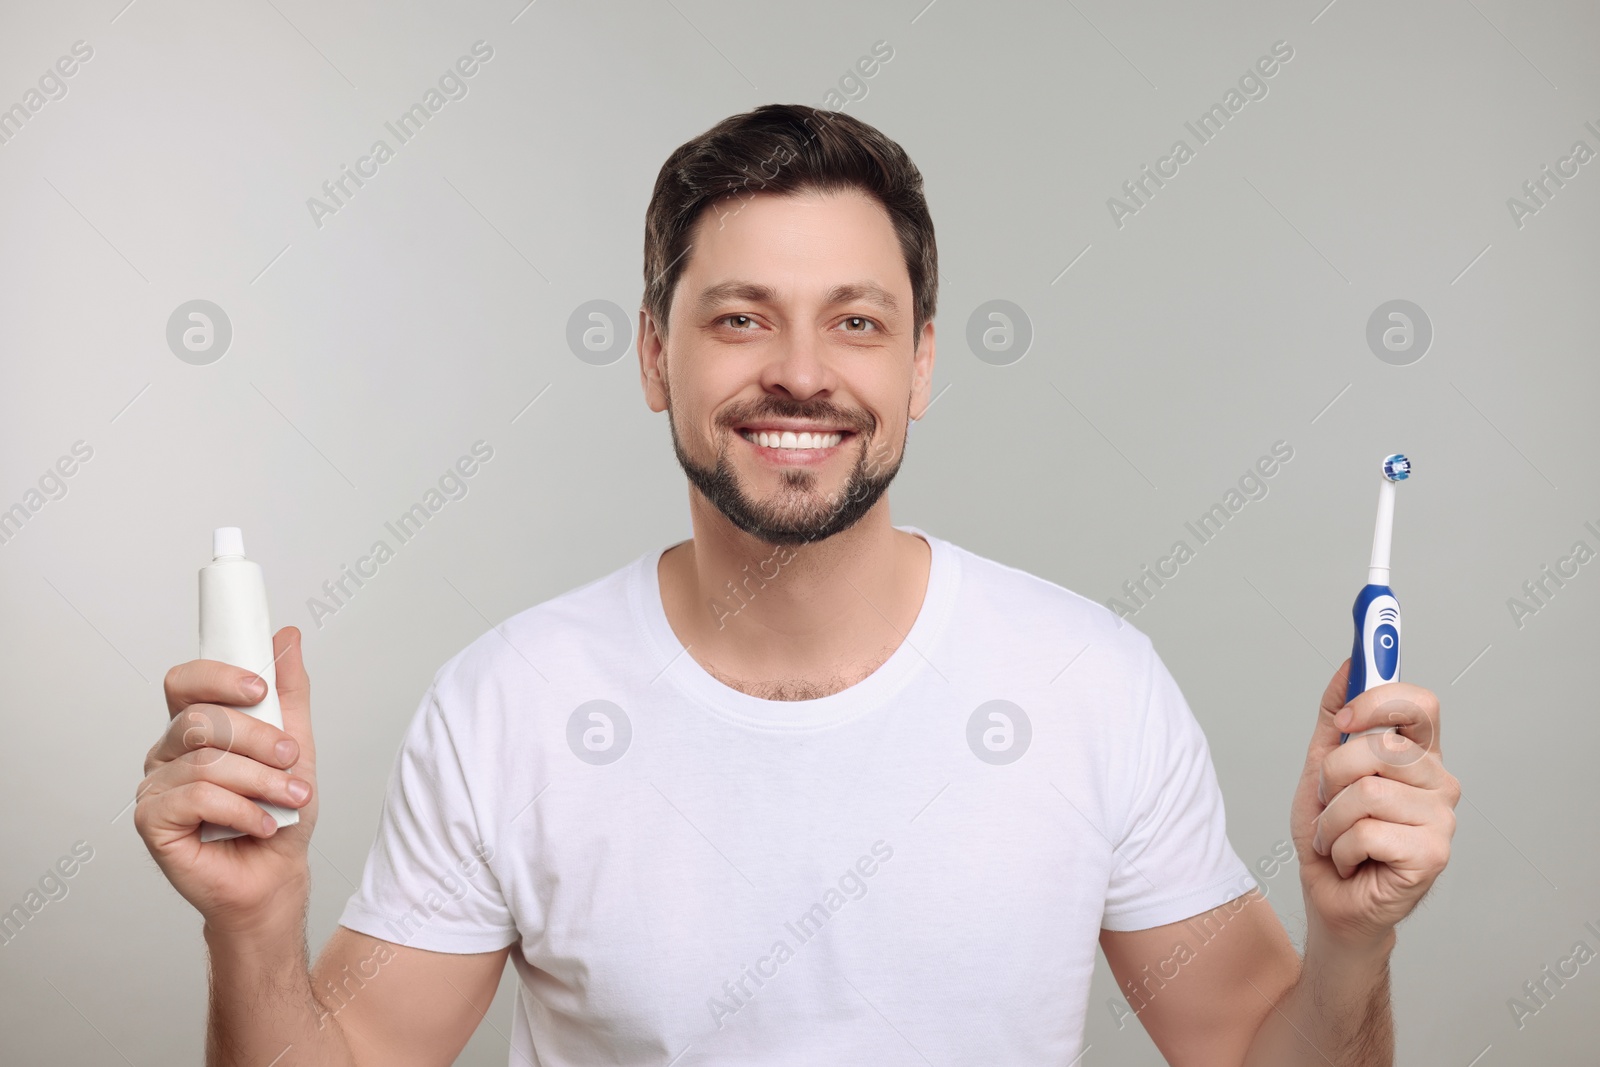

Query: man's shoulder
left=432, top=547, right=650, bottom=695
left=939, top=534, right=1153, bottom=659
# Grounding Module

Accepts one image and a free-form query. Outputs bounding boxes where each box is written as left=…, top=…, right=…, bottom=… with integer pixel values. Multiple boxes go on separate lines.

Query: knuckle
left=1418, top=688, right=1441, bottom=720
left=193, top=779, right=232, bottom=810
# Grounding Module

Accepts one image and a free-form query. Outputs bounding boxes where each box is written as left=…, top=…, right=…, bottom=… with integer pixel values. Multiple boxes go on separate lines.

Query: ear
left=909, top=319, right=937, bottom=420
left=638, top=307, right=668, bottom=412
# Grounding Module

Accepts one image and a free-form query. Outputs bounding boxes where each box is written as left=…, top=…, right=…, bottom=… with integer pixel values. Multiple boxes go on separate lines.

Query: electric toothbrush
left=1341, top=454, right=1410, bottom=743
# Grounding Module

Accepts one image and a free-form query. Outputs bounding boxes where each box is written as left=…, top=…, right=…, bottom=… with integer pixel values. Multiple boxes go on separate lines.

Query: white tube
left=197, top=528, right=300, bottom=843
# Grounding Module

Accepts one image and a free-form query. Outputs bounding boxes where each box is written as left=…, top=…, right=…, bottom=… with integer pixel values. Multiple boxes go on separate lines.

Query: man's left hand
left=1291, top=659, right=1461, bottom=948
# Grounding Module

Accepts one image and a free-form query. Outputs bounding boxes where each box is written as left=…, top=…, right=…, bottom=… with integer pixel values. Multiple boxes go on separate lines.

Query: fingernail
left=286, top=777, right=310, bottom=803
left=1312, top=827, right=1324, bottom=854
left=1335, top=707, right=1352, bottom=729
left=242, top=677, right=267, bottom=700
left=261, top=813, right=277, bottom=835
left=275, top=739, right=296, bottom=765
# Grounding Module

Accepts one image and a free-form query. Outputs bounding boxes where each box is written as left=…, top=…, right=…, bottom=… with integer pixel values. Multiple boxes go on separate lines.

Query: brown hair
left=642, top=103, right=937, bottom=344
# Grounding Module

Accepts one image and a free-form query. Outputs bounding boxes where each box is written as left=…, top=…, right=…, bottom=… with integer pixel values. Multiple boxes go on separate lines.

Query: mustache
left=717, top=397, right=876, bottom=436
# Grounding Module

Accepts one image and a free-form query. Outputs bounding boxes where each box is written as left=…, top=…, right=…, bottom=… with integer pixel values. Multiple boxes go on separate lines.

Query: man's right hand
left=136, top=625, right=317, bottom=935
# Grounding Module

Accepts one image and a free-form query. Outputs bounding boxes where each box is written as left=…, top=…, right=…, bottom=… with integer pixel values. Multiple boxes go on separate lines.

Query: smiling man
left=139, top=104, right=1459, bottom=1066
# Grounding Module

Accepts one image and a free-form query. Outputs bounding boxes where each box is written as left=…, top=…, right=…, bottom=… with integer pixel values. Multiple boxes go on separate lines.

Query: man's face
left=639, top=187, right=934, bottom=547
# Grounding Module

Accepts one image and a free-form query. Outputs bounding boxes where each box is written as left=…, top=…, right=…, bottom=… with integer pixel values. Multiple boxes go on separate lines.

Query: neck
left=657, top=495, right=931, bottom=697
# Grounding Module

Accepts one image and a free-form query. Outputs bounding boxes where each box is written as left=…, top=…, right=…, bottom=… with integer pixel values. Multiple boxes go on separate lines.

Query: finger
left=1319, top=729, right=1449, bottom=803
left=1334, top=681, right=1440, bottom=753
left=1307, top=658, right=1354, bottom=756
left=271, top=627, right=314, bottom=762
left=1328, top=818, right=1450, bottom=881
left=1313, top=774, right=1448, bottom=856
left=134, top=780, right=279, bottom=844
left=164, top=659, right=268, bottom=718
left=147, top=702, right=297, bottom=773
left=144, top=748, right=313, bottom=812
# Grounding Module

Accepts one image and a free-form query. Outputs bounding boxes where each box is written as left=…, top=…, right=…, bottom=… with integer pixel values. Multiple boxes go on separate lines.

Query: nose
left=757, top=326, right=834, bottom=402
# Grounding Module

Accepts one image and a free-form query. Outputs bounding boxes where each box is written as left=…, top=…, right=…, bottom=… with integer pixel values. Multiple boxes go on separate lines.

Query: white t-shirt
left=338, top=526, right=1254, bottom=1064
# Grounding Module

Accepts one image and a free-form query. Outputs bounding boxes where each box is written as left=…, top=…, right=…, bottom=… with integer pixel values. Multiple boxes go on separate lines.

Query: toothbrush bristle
left=1382, top=453, right=1411, bottom=481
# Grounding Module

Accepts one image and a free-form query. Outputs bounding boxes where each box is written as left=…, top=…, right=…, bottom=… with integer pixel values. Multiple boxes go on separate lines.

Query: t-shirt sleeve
left=337, top=679, right=519, bottom=953
left=1100, top=640, right=1255, bottom=932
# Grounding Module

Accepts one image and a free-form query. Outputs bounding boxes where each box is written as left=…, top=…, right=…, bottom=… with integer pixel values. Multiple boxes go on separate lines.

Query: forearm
left=203, top=895, right=359, bottom=1067
left=1241, top=922, right=1395, bottom=1067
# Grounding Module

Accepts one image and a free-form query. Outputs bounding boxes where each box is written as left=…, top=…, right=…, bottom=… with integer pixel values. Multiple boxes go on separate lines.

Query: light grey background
left=1, top=0, right=1595, bottom=1063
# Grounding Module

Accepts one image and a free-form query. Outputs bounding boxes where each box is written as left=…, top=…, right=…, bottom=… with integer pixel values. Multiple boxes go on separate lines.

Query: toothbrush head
left=1382, top=453, right=1411, bottom=482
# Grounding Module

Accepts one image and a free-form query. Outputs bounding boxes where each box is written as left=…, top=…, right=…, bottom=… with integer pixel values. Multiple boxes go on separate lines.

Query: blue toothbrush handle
left=1341, top=584, right=1401, bottom=743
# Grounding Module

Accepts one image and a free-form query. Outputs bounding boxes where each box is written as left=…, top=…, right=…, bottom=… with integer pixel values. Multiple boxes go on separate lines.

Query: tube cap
left=213, top=527, right=245, bottom=559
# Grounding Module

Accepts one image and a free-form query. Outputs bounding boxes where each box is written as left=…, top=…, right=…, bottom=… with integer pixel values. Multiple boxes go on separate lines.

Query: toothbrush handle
left=1342, top=584, right=1401, bottom=743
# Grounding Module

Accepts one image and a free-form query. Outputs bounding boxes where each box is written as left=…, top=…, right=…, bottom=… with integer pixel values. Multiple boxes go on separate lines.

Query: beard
left=665, top=391, right=904, bottom=548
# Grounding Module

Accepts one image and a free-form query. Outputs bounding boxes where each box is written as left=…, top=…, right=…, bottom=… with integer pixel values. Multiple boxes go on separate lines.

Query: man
left=138, top=104, right=1459, bottom=1065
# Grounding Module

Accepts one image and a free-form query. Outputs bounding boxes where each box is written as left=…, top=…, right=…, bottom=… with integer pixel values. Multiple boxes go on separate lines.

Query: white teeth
left=742, top=430, right=843, bottom=450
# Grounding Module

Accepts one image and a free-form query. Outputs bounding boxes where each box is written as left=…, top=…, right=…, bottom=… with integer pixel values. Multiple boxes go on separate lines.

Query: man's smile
left=735, top=424, right=856, bottom=465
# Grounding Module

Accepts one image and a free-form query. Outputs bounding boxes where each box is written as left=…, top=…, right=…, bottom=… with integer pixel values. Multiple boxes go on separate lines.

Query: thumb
left=272, top=626, right=315, bottom=764
left=1291, top=657, right=1352, bottom=854
left=1309, top=657, right=1352, bottom=758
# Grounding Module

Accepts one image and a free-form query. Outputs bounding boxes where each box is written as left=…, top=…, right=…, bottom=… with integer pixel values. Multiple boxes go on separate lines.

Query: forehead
left=673, top=188, right=909, bottom=305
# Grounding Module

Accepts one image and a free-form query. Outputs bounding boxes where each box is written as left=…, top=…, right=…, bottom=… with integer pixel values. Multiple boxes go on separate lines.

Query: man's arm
left=1101, top=894, right=1392, bottom=1065
left=136, top=628, right=514, bottom=1066
left=205, top=902, right=509, bottom=1067
left=1100, top=660, right=1456, bottom=1066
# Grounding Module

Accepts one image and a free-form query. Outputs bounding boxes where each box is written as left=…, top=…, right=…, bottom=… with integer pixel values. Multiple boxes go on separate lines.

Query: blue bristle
left=1382, top=453, right=1411, bottom=481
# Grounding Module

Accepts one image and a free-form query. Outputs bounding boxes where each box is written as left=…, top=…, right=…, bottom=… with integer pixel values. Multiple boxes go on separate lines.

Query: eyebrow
left=693, top=281, right=772, bottom=315
left=827, top=282, right=900, bottom=315
left=693, top=280, right=900, bottom=317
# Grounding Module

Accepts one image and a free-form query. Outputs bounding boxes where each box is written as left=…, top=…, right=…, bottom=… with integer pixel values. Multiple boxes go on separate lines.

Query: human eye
left=716, top=314, right=761, bottom=331
left=837, top=315, right=881, bottom=334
